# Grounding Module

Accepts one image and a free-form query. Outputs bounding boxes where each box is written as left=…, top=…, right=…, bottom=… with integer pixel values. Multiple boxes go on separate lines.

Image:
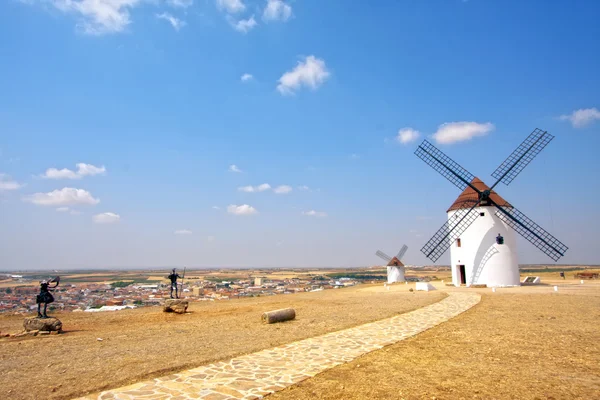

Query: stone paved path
left=78, top=292, right=480, bottom=400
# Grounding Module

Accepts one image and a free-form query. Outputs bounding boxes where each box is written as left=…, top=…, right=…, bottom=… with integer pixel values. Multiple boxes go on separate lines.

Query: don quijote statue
left=167, top=268, right=185, bottom=299
left=37, top=276, right=60, bottom=319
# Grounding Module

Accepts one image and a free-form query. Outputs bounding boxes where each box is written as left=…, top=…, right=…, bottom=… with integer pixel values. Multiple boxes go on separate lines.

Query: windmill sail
left=494, top=204, right=568, bottom=261
left=415, top=140, right=476, bottom=192
left=375, top=250, right=392, bottom=262
left=491, top=128, right=554, bottom=187
left=396, top=244, right=408, bottom=260
left=421, top=202, right=480, bottom=262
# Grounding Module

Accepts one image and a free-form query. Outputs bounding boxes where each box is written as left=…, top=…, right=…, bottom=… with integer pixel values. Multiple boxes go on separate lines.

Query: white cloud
left=263, top=0, right=291, bottom=22
left=559, top=107, right=600, bottom=128
left=24, top=187, right=100, bottom=206
left=93, top=212, right=120, bottom=224
left=174, top=229, right=193, bottom=235
left=229, top=164, right=242, bottom=173
left=39, top=0, right=144, bottom=35
left=241, top=73, right=253, bottom=82
left=297, top=185, right=310, bottom=191
left=212, top=205, right=221, bottom=210
left=167, top=0, right=193, bottom=8
left=227, top=204, right=258, bottom=215
left=396, top=127, right=421, bottom=144
left=56, top=207, right=70, bottom=212
left=216, top=0, right=245, bottom=13
left=157, top=12, right=186, bottom=31
left=0, top=173, right=23, bottom=191
left=302, top=210, right=327, bottom=217
left=273, top=185, right=292, bottom=194
left=42, top=163, right=106, bottom=180
left=231, top=15, right=257, bottom=33
left=432, top=122, right=494, bottom=144
left=277, top=56, right=330, bottom=95
left=238, top=183, right=271, bottom=192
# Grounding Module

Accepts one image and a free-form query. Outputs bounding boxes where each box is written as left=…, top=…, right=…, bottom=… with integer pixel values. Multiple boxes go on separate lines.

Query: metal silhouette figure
left=167, top=268, right=183, bottom=299
left=37, top=277, right=60, bottom=318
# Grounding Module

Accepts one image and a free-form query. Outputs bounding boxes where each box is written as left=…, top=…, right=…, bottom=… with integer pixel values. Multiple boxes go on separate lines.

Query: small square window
left=480, top=212, right=485, bottom=216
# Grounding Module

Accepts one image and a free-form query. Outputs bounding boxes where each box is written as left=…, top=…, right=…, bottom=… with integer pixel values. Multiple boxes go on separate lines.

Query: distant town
left=0, top=269, right=441, bottom=315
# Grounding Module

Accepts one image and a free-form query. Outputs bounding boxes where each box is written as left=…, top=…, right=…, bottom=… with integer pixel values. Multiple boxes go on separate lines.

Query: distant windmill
left=414, top=128, right=568, bottom=287
left=375, top=245, right=408, bottom=283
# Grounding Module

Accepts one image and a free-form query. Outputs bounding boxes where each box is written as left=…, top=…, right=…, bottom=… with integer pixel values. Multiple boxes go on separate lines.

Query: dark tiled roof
left=447, top=177, right=511, bottom=212
left=387, top=257, right=404, bottom=267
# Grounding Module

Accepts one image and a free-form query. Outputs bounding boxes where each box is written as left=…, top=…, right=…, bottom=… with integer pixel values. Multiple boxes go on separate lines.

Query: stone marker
left=262, top=308, right=295, bottom=324
left=24, top=317, right=62, bottom=333
left=163, top=299, right=188, bottom=314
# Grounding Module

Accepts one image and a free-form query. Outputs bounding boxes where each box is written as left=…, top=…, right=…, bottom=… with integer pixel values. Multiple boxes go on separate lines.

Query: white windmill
left=375, top=245, right=408, bottom=284
left=414, top=128, right=568, bottom=287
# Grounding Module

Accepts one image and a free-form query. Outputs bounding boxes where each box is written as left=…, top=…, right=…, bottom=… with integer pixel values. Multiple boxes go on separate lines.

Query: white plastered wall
left=448, top=206, right=520, bottom=287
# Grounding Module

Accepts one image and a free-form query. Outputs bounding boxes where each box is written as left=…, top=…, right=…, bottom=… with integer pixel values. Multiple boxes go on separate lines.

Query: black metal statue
left=496, top=234, right=505, bottom=245
left=167, top=268, right=182, bottom=299
left=37, top=277, right=60, bottom=318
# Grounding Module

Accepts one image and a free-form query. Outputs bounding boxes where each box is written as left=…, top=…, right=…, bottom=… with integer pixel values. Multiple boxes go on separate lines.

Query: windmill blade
left=490, top=128, right=554, bottom=188
left=420, top=202, right=480, bottom=262
left=396, top=244, right=408, bottom=260
left=414, top=140, right=477, bottom=192
left=375, top=250, right=392, bottom=262
left=494, top=204, right=568, bottom=262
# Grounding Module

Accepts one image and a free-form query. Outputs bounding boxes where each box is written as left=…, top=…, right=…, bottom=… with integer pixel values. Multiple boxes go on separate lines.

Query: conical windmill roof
left=387, top=257, right=404, bottom=267
left=447, top=177, right=511, bottom=213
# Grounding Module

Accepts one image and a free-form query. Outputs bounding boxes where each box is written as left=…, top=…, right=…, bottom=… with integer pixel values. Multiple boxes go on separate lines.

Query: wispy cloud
left=277, top=56, right=330, bottom=95
left=41, top=163, right=106, bottom=180
left=24, top=188, right=100, bottom=206
left=302, top=210, right=327, bottom=217
left=432, top=122, right=494, bottom=144
left=157, top=12, right=186, bottom=31
left=230, top=15, right=257, bottom=33
left=227, top=204, right=258, bottom=215
left=0, top=173, right=23, bottom=191
left=216, top=0, right=245, bottom=13
left=241, top=73, right=253, bottom=82
left=28, top=0, right=144, bottom=35
left=396, top=127, right=421, bottom=144
left=238, top=183, right=271, bottom=193
left=297, top=185, right=311, bottom=191
left=174, top=229, right=193, bottom=235
left=273, top=185, right=292, bottom=194
left=559, top=107, right=600, bottom=128
left=167, top=0, right=193, bottom=8
left=229, top=164, right=243, bottom=173
left=212, top=205, right=221, bottom=210
left=93, top=212, right=120, bottom=224
left=263, top=0, right=292, bottom=22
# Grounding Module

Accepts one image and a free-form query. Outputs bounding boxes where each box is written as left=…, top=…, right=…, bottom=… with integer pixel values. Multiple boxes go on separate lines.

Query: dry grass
left=270, top=285, right=600, bottom=400
left=0, top=285, right=444, bottom=400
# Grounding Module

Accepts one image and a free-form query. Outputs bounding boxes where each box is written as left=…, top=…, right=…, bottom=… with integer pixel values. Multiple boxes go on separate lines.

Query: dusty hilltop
left=1, top=268, right=599, bottom=400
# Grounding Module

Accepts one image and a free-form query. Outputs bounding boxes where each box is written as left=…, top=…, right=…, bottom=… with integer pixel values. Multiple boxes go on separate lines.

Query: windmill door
left=458, top=265, right=466, bottom=285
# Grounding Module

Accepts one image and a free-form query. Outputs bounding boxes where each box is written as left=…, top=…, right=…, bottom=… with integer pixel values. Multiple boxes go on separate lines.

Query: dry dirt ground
left=0, top=285, right=445, bottom=400
left=270, top=282, right=600, bottom=400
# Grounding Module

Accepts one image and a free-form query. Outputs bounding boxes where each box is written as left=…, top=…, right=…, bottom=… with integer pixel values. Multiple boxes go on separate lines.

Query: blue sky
left=1, top=0, right=599, bottom=270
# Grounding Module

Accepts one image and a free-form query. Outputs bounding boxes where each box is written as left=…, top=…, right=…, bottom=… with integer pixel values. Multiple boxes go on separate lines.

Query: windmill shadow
left=470, top=236, right=500, bottom=286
